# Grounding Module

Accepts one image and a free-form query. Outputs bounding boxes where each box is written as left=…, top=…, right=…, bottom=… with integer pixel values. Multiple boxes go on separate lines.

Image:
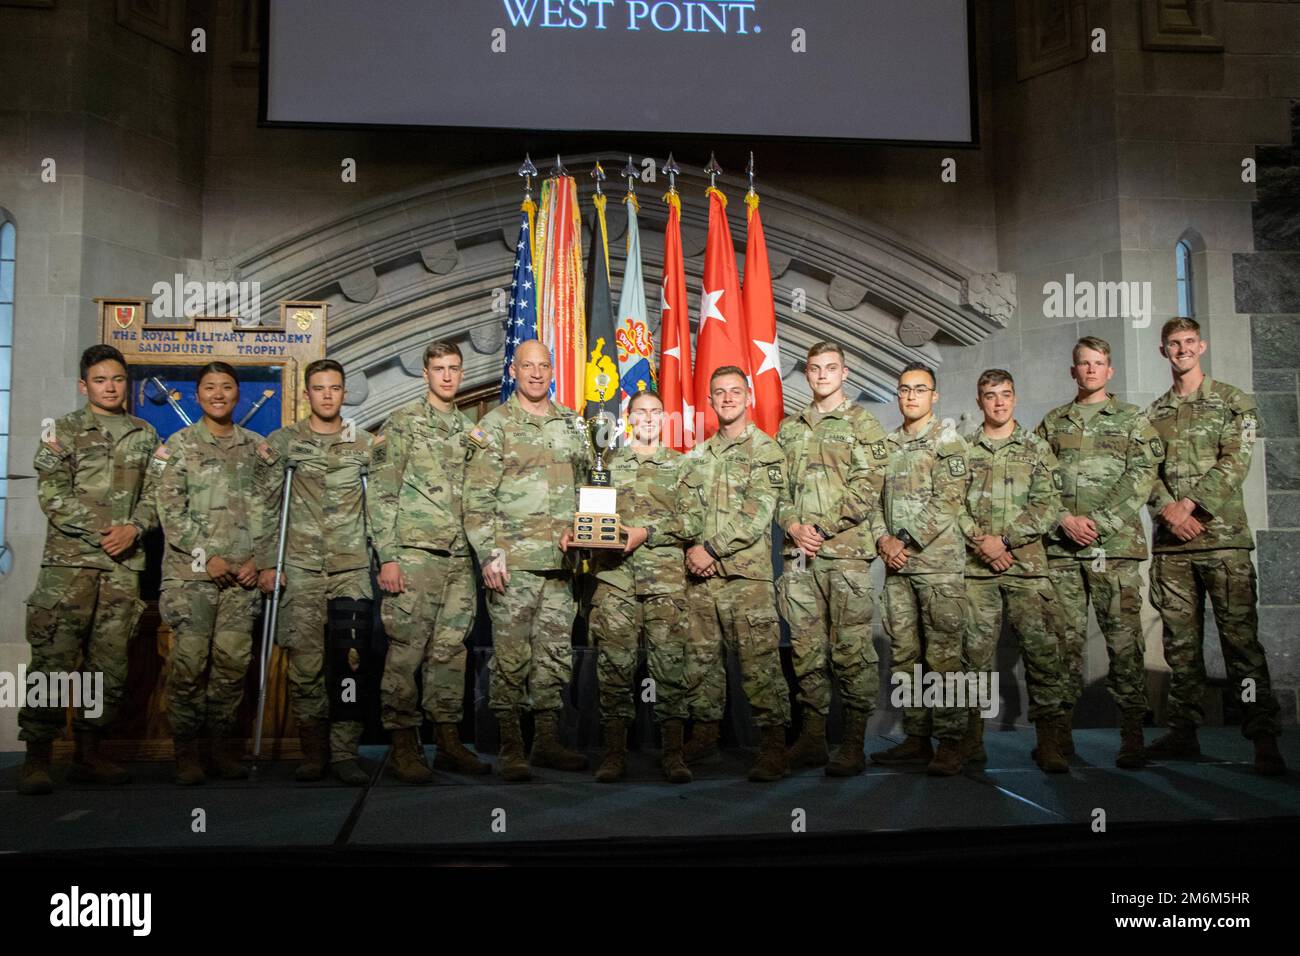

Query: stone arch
left=231, top=153, right=1011, bottom=428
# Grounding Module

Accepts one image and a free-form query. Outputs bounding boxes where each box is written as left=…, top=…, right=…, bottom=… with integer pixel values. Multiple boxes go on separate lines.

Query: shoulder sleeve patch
left=947, top=456, right=967, bottom=477
left=767, top=463, right=784, bottom=487
left=1149, top=436, right=1165, bottom=459
left=468, top=426, right=490, bottom=448
left=370, top=434, right=388, bottom=467
left=256, top=441, right=277, bottom=465
left=870, top=441, right=887, bottom=460
left=148, top=444, right=170, bottom=476
left=1052, top=469, right=1064, bottom=491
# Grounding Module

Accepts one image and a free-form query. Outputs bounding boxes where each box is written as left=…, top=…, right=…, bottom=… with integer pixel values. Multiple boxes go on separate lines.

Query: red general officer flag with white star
left=693, top=187, right=752, bottom=440
left=658, top=190, right=695, bottom=450
left=742, top=191, right=783, bottom=435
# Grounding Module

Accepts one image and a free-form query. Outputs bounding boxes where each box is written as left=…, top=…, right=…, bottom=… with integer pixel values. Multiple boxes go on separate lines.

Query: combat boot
left=210, top=733, right=249, bottom=780
left=18, top=739, right=53, bottom=796
left=1254, top=735, right=1287, bottom=777
left=68, top=731, right=131, bottom=785
left=530, top=710, right=589, bottom=771
left=786, top=711, right=829, bottom=768
left=433, top=721, right=490, bottom=775
left=389, top=727, right=433, bottom=784
left=1058, top=710, right=1076, bottom=756
left=871, top=734, right=933, bottom=766
left=1115, top=711, right=1147, bottom=769
left=1143, top=726, right=1200, bottom=759
left=960, top=711, right=987, bottom=764
left=594, top=718, right=628, bottom=783
left=333, top=757, right=369, bottom=786
left=173, top=736, right=206, bottom=786
left=825, top=707, right=868, bottom=777
left=295, top=720, right=329, bottom=782
left=682, top=720, right=721, bottom=765
left=927, top=737, right=965, bottom=776
left=660, top=719, right=692, bottom=784
left=1032, top=720, right=1068, bottom=774
left=748, top=724, right=789, bottom=782
left=497, top=711, right=531, bottom=782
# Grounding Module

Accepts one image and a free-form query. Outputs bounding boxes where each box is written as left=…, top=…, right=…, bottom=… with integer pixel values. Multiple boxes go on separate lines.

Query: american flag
left=500, top=207, right=538, bottom=403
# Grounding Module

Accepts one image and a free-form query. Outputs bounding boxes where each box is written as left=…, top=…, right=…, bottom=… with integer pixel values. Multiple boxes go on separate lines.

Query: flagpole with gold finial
left=591, top=159, right=610, bottom=281
left=705, top=151, right=726, bottom=207
left=661, top=151, right=681, bottom=218
left=518, top=153, right=538, bottom=263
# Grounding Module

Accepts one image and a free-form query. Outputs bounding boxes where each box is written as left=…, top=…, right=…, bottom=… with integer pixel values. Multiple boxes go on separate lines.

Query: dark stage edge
left=2, top=728, right=1298, bottom=865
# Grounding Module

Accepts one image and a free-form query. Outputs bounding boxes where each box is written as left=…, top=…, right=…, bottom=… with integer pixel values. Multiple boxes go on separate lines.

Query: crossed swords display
left=144, top=376, right=273, bottom=428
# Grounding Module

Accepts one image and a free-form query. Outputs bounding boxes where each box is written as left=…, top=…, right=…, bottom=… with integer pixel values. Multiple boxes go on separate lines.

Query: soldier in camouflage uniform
left=462, top=339, right=593, bottom=783
left=1144, top=318, right=1284, bottom=775
left=959, top=369, right=1070, bottom=774
left=256, top=359, right=377, bottom=787
left=775, top=341, right=887, bottom=777
left=577, top=390, right=693, bottom=784
left=676, top=365, right=791, bottom=783
left=868, top=362, right=973, bottom=777
left=19, top=345, right=162, bottom=796
left=1035, top=336, right=1160, bottom=770
left=156, top=362, right=265, bottom=785
left=370, top=341, right=488, bottom=783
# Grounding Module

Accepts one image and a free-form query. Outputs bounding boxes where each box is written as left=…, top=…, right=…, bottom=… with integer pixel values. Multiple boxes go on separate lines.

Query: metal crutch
left=251, top=459, right=297, bottom=778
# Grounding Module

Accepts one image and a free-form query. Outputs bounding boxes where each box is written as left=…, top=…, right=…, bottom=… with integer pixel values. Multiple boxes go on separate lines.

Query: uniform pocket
left=923, top=584, right=966, bottom=634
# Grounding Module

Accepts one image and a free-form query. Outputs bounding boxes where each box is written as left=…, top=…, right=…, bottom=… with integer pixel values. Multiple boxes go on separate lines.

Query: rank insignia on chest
left=948, top=457, right=967, bottom=477
left=767, top=464, right=783, bottom=486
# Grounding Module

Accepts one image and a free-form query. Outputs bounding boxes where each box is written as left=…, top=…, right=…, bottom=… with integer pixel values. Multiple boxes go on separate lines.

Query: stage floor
left=3, top=728, right=1298, bottom=863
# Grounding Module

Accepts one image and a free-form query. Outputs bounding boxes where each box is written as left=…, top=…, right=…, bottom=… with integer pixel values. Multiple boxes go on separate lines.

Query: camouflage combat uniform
left=256, top=418, right=376, bottom=763
left=1035, top=396, right=1161, bottom=716
left=588, top=445, right=691, bottom=722
left=959, top=423, right=1068, bottom=722
left=20, top=405, right=161, bottom=742
left=369, top=398, right=477, bottom=729
left=156, top=421, right=265, bottom=739
left=461, top=393, right=591, bottom=717
left=1146, top=377, right=1279, bottom=739
left=676, top=422, right=790, bottom=728
left=775, top=399, right=887, bottom=718
left=868, top=415, right=971, bottom=741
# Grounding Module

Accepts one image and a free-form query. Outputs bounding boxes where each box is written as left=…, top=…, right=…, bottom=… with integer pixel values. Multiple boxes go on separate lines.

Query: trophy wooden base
left=573, top=512, right=623, bottom=548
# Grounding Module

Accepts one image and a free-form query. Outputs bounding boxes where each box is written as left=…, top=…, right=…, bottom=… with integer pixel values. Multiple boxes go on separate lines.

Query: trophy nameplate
left=573, top=418, right=623, bottom=548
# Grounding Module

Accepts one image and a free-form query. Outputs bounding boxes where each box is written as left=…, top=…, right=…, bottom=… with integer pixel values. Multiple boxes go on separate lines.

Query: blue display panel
left=130, top=364, right=284, bottom=441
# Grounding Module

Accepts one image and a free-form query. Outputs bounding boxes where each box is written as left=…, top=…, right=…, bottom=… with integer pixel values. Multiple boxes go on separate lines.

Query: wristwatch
left=703, top=541, right=720, bottom=560
left=1001, top=535, right=1012, bottom=551
left=643, top=524, right=656, bottom=547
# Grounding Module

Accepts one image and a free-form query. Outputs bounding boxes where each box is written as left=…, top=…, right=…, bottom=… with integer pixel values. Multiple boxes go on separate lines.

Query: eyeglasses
left=897, top=385, right=934, bottom=397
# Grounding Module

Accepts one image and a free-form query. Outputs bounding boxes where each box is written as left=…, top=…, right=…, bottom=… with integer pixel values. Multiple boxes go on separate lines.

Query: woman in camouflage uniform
left=156, top=362, right=266, bottom=785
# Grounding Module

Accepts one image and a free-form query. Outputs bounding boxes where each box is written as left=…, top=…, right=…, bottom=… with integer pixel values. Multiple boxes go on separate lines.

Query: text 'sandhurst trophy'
left=574, top=412, right=622, bottom=548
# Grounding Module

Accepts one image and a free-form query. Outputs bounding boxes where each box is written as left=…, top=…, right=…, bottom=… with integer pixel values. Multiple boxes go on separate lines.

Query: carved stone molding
left=116, top=0, right=187, bottom=53
left=1015, top=0, right=1088, bottom=81
left=1141, top=0, right=1224, bottom=52
left=964, top=273, right=1017, bottom=326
